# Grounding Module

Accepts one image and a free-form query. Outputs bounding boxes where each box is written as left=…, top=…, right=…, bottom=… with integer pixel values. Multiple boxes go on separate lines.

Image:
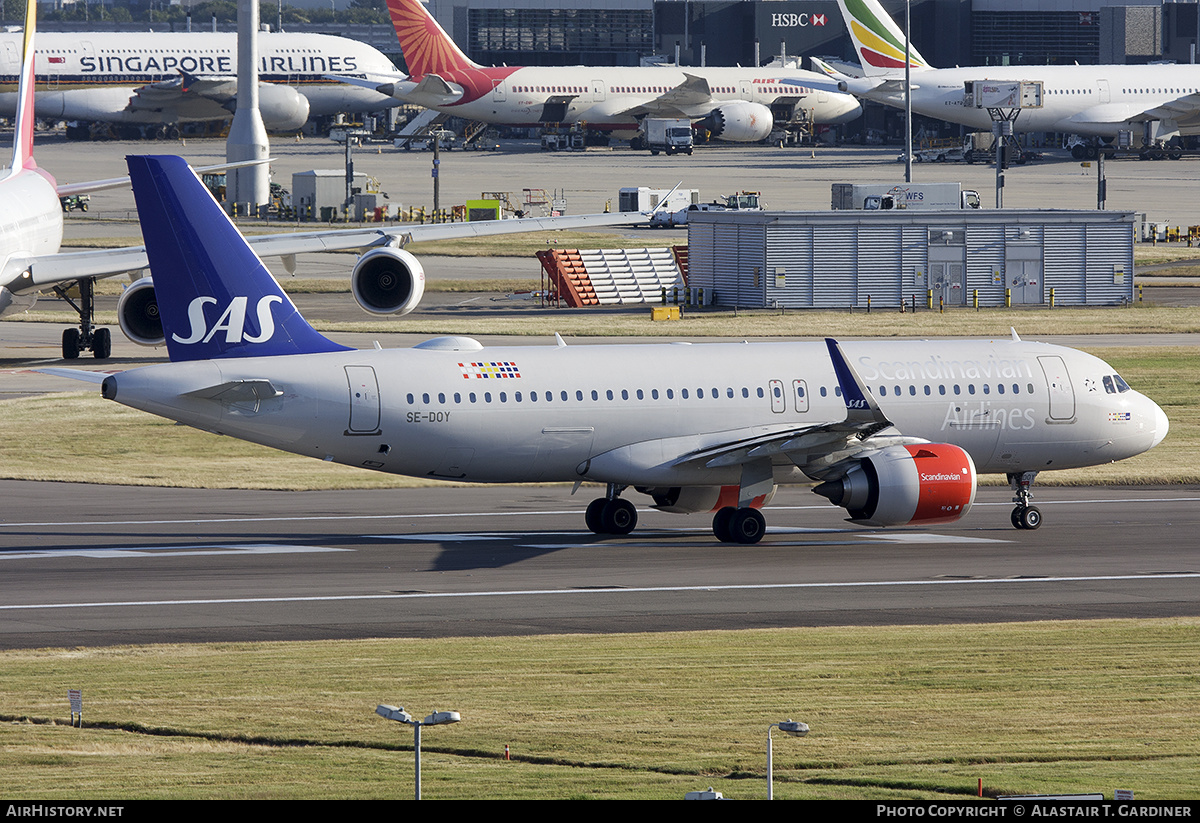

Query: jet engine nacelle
left=117, top=277, right=165, bottom=347
left=700, top=101, right=774, bottom=142
left=642, top=484, right=776, bottom=514
left=351, top=247, right=426, bottom=315
left=255, top=83, right=312, bottom=132
left=812, top=444, right=977, bottom=527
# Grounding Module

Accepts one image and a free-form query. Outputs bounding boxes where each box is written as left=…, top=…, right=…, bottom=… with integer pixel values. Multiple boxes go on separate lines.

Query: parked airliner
left=46, top=154, right=1168, bottom=542
left=0, top=4, right=651, bottom=360
left=0, top=29, right=399, bottom=134
left=818, top=0, right=1200, bottom=143
left=333, top=0, right=861, bottom=144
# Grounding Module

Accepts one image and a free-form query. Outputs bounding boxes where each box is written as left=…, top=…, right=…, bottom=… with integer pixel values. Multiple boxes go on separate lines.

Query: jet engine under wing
left=18, top=204, right=654, bottom=289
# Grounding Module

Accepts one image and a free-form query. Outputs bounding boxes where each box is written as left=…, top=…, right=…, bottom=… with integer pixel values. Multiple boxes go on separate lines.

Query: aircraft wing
left=806, top=57, right=901, bottom=97
left=55, top=159, right=270, bottom=198
left=664, top=339, right=923, bottom=481
left=1095, top=93, right=1200, bottom=130
left=124, top=74, right=235, bottom=119
left=616, top=74, right=715, bottom=118
left=333, top=72, right=463, bottom=107
left=19, top=208, right=650, bottom=289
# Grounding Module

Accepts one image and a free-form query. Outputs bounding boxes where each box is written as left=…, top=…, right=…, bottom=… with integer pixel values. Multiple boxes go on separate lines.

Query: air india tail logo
left=387, top=0, right=474, bottom=77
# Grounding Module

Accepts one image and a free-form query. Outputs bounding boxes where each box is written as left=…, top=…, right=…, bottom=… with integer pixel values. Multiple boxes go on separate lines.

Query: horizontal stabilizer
left=34, top=367, right=112, bottom=384
left=184, top=379, right=283, bottom=402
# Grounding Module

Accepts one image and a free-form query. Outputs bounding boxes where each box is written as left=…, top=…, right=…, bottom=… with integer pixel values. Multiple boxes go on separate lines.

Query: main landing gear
left=585, top=484, right=638, bottom=535
left=712, top=506, right=766, bottom=544
left=1008, top=471, right=1041, bottom=530
left=53, top=278, right=112, bottom=360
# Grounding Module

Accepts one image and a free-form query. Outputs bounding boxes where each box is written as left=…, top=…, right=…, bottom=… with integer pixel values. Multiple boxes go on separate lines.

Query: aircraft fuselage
left=867, top=64, right=1200, bottom=137
left=101, top=337, right=1166, bottom=487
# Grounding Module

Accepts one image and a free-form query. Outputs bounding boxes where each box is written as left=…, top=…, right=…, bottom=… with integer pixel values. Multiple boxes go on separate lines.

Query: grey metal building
left=686, top=209, right=1135, bottom=309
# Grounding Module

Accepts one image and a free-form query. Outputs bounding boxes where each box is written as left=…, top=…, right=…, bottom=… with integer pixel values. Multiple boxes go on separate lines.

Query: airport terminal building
left=422, top=0, right=1200, bottom=69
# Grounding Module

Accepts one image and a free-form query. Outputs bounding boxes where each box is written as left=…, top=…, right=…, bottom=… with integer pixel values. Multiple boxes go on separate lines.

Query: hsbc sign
left=771, top=13, right=826, bottom=27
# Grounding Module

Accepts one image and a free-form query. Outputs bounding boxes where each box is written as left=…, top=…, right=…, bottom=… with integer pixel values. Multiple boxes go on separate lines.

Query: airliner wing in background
left=333, top=72, right=464, bottom=108
left=1128, top=93, right=1200, bottom=129
left=19, top=201, right=653, bottom=353
left=808, top=57, right=910, bottom=97
left=27, top=207, right=650, bottom=285
left=54, top=159, right=268, bottom=198
left=618, top=74, right=718, bottom=118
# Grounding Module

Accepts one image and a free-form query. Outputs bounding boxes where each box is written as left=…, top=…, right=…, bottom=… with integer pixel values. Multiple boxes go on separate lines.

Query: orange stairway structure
left=537, top=247, right=684, bottom=308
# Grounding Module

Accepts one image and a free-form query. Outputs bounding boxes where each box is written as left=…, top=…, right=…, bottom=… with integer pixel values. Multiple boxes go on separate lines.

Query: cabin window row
left=403, top=381, right=1035, bottom=406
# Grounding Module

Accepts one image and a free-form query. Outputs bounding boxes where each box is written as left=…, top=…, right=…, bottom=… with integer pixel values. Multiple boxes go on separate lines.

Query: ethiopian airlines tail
left=837, top=0, right=931, bottom=76
left=386, top=0, right=480, bottom=76
left=126, top=155, right=352, bottom=363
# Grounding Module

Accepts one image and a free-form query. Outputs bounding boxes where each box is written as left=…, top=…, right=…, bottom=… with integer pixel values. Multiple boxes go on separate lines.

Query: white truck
left=831, top=182, right=981, bottom=211
left=618, top=186, right=700, bottom=220
left=643, top=117, right=694, bottom=156
left=651, top=190, right=764, bottom=228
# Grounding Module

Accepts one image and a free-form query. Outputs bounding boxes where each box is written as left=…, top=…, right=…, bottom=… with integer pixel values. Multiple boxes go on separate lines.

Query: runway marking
left=0, top=544, right=352, bottom=560
left=4, top=496, right=1199, bottom=530
left=4, top=573, right=1198, bottom=612
left=377, top=529, right=1008, bottom=548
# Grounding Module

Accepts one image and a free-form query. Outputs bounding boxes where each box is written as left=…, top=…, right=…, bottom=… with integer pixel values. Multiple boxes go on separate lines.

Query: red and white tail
left=386, top=0, right=480, bottom=77
left=7, top=0, right=38, bottom=177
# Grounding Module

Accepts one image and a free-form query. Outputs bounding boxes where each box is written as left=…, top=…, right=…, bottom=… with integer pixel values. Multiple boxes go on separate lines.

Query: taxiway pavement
left=2, top=481, right=1197, bottom=649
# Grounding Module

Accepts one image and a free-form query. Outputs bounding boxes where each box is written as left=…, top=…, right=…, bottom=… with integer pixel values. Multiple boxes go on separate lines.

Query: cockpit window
left=1114, top=374, right=1131, bottom=393
left=1103, top=375, right=1115, bottom=394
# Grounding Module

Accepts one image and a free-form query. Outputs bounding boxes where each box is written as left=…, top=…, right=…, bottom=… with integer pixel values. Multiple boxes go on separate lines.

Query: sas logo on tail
left=173, top=295, right=283, bottom=345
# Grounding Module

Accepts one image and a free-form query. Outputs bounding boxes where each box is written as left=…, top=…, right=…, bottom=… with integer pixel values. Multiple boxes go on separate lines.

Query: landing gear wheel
left=600, top=498, right=637, bottom=535
left=90, top=327, right=111, bottom=360
left=585, top=498, right=607, bottom=534
left=712, top=507, right=766, bottom=544
left=62, top=328, right=81, bottom=360
left=728, top=508, right=766, bottom=544
left=712, top=506, right=736, bottom=542
left=1011, top=505, right=1042, bottom=530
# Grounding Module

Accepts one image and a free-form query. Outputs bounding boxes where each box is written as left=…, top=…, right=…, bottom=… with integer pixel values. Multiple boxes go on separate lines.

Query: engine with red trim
left=698, top=101, right=774, bottom=142
left=811, top=444, right=976, bottom=527
left=641, top=484, right=776, bottom=514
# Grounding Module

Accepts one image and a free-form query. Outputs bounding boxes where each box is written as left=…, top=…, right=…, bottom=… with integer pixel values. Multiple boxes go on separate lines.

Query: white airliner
left=332, top=0, right=861, bottom=144
left=46, top=153, right=1169, bottom=542
left=818, top=0, right=1200, bottom=144
left=0, top=29, right=400, bottom=134
left=0, top=4, right=653, bottom=360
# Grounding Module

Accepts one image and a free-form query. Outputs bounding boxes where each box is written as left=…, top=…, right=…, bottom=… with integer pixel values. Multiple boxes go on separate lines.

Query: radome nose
left=1150, top=400, right=1169, bottom=449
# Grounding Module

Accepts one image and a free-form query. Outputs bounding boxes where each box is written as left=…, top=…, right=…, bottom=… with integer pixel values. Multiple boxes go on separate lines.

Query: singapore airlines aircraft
left=1, top=4, right=651, bottom=360
left=333, top=0, right=861, bottom=144
left=819, top=0, right=1200, bottom=142
left=46, top=154, right=1169, bottom=543
left=0, top=29, right=399, bottom=134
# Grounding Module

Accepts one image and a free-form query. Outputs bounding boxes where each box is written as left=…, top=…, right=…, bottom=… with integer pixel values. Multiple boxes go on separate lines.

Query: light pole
left=767, top=719, right=809, bottom=800
left=904, top=0, right=912, bottom=183
left=376, top=704, right=462, bottom=799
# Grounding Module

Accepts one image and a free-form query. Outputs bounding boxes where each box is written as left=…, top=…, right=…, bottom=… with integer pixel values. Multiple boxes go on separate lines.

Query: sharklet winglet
left=825, top=337, right=893, bottom=439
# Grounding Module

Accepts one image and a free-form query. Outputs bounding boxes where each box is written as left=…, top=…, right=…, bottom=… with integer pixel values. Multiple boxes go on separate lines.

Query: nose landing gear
left=1008, top=471, right=1042, bottom=530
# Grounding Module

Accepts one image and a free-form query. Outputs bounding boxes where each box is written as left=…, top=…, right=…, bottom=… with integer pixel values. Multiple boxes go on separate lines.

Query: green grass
left=2, top=620, right=1198, bottom=799
left=13, top=303, right=1200, bottom=338
left=1, top=346, right=1194, bottom=489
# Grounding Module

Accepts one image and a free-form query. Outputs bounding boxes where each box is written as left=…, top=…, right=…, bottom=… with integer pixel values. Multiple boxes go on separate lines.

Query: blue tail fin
left=127, top=155, right=352, bottom=363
